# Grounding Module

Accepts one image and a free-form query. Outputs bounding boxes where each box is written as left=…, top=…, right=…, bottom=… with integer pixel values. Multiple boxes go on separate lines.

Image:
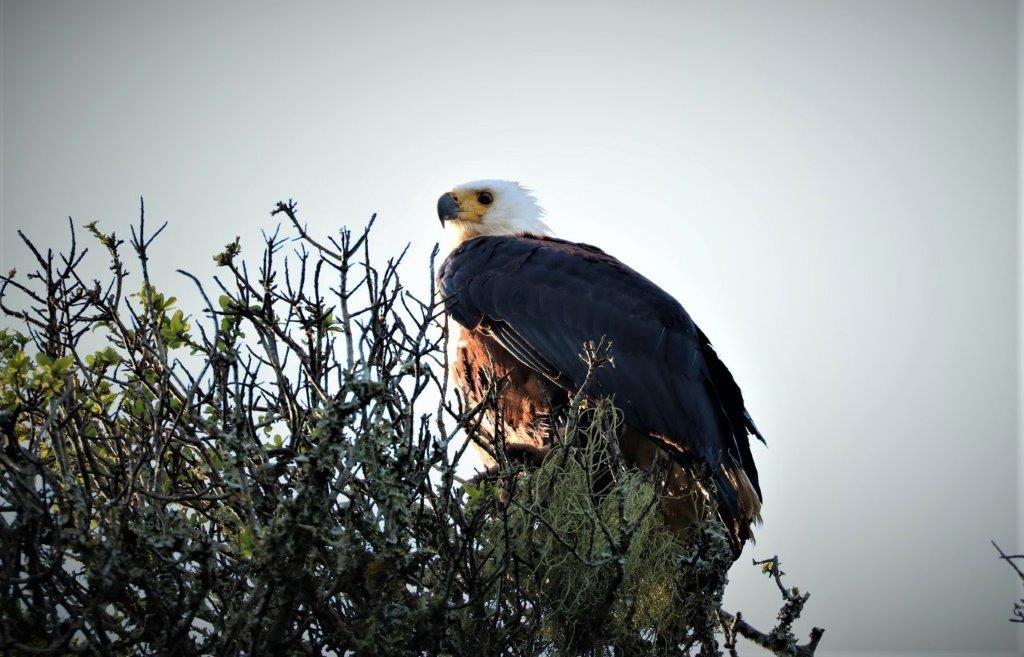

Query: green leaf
left=52, top=356, right=74, bottom=376
left=239, top=524, right=254, bottom=559
left=160, top=309, right=191, bottom=348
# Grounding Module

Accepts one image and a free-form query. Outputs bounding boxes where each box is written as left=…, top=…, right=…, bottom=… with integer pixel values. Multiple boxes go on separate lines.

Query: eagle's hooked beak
left=437, top=192, right=459, bottom=226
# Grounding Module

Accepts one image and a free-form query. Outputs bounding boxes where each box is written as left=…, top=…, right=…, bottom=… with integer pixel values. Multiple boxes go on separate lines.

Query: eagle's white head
left=437, top=179, right=552, bottom=247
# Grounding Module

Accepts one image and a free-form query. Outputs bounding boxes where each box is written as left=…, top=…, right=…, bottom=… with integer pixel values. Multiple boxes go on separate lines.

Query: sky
left=1, top=1, right=1020, bottom=653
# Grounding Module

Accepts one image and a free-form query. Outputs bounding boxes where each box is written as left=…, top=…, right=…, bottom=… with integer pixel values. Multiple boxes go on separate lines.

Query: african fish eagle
left=436, top=179, right=764, bottom=556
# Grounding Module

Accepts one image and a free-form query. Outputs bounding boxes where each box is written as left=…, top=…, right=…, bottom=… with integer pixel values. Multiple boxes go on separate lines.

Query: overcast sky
left=2, top=2, right=1020, bottom=654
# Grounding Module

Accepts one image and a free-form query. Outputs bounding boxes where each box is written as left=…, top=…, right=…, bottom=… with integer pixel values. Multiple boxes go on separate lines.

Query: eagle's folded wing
left=439, top=234, right=763, bottom=515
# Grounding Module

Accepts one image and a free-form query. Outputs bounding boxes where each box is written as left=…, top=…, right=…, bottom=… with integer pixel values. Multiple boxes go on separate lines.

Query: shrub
left=0, top=201, right=821, bottom=656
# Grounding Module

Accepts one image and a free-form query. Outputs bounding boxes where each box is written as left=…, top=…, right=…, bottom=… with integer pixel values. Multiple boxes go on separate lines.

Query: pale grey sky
left=2, top=1, right=1020, bottom=654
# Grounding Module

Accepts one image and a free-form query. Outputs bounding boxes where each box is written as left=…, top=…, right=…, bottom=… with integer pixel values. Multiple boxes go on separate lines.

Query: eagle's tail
left=714, top=461, right=763, bottom=558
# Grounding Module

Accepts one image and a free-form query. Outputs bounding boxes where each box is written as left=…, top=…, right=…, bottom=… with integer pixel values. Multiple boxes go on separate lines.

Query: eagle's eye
left=477, top=191, right=494, bottom=206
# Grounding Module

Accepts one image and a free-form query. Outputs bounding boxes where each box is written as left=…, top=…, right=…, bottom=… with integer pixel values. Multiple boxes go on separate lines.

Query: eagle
left=436, top=179, right=763, bottom=556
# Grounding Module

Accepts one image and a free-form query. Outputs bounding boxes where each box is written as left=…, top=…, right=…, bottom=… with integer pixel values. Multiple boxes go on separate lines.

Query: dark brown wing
left=438, top=234, right=764, bottom=521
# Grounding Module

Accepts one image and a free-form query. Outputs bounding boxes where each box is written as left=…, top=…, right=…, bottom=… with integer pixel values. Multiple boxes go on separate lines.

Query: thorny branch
left=719, top=557, right=824, bottom=657
left=993, top=541, right=1024, bottom=623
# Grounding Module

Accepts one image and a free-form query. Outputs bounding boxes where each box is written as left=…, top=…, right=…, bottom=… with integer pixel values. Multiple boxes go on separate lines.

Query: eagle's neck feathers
left=447, top=219, right=552, bottom=248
